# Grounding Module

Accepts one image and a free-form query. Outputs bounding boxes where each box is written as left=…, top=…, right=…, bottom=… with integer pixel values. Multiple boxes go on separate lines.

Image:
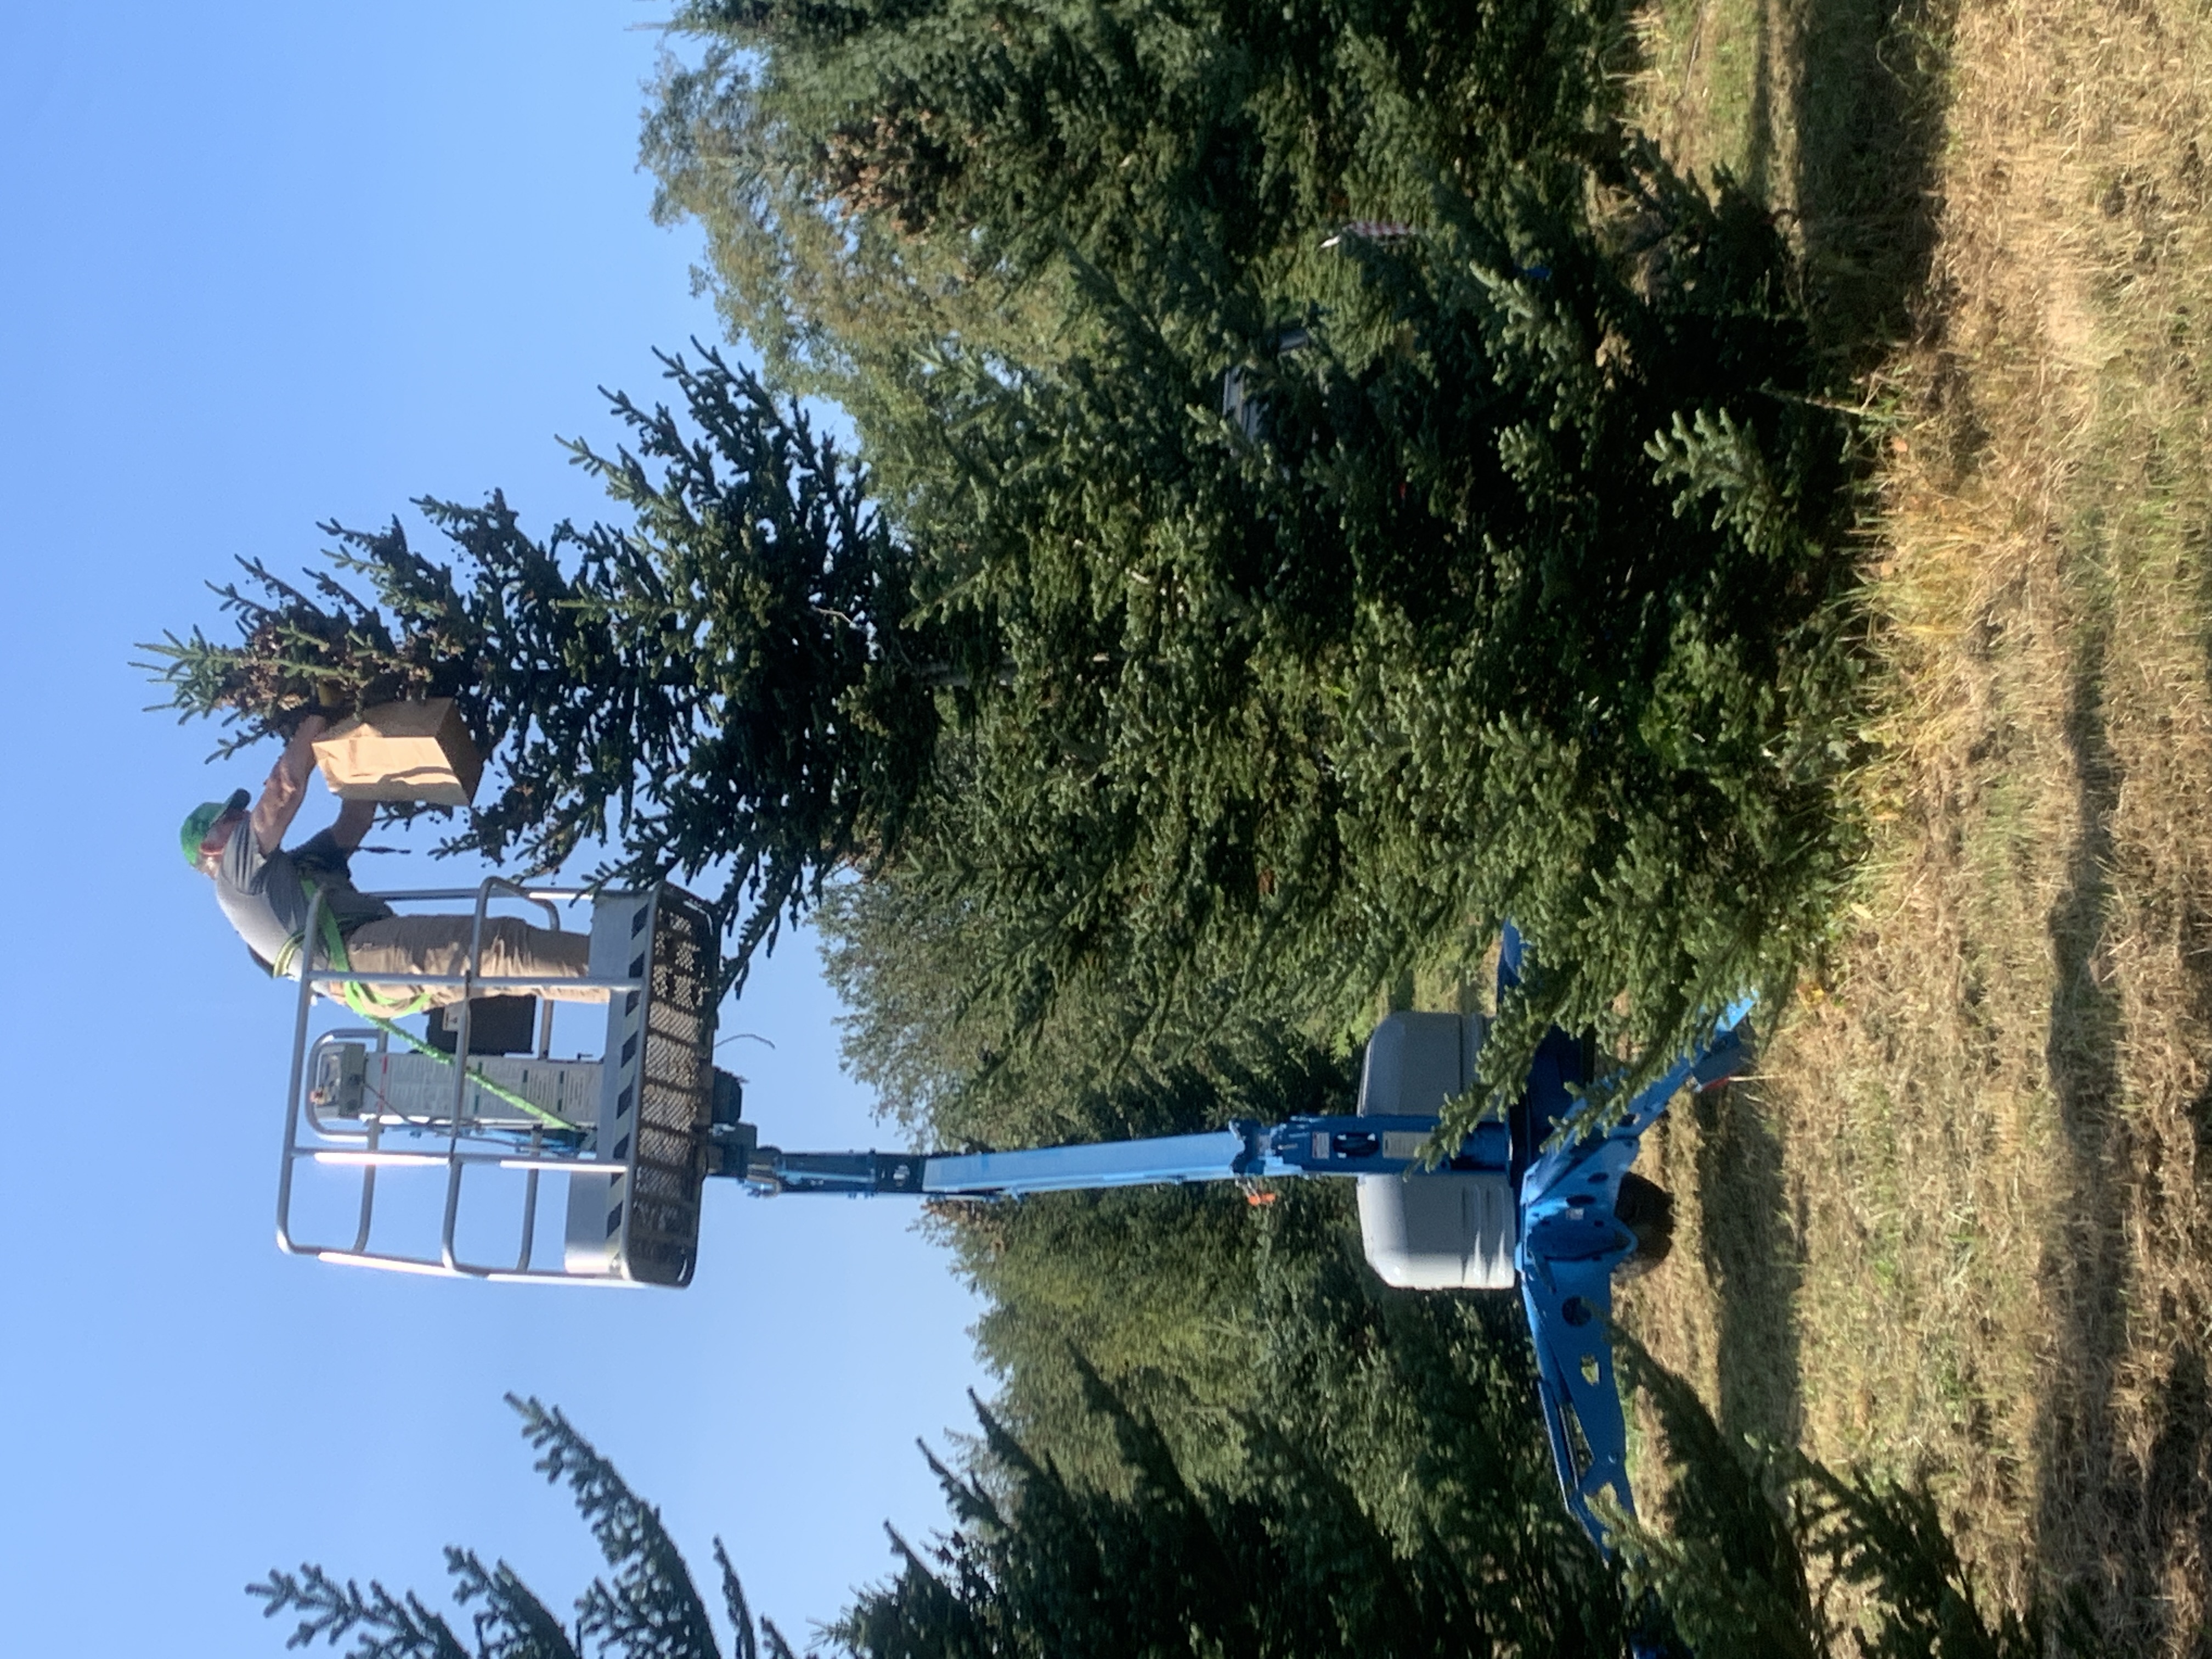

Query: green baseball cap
left=179, top=788, right=251, bottom=867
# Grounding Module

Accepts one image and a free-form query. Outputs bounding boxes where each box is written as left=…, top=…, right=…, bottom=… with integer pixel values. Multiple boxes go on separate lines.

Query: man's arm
left=330, top=795, right=376, bottom=852
left=250, top=715, right=329, bottom=855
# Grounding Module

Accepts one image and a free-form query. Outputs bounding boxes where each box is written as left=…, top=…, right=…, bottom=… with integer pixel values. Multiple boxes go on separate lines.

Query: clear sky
left=0, top=6, right=990, bottom=1652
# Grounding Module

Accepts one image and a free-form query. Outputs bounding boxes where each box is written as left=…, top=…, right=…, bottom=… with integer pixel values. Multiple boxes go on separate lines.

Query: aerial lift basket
left=274, top=880, right=719, bottom=1285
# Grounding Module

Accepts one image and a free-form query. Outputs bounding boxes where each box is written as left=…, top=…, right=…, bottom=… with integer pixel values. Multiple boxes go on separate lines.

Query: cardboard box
left=313, top=698, right=484, bottom=806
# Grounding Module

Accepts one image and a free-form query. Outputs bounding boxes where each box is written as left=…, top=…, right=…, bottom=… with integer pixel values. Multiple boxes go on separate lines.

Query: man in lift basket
left=178, top=714, right=605, bottom=1012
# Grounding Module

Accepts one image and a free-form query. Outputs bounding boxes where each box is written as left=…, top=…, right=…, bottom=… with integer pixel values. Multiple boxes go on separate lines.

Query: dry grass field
left=1616, top=0, right=2212, bottom=1648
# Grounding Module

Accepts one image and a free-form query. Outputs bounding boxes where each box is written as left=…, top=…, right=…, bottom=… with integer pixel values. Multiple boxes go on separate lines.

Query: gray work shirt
left=213, top=821, right=394, bottom=973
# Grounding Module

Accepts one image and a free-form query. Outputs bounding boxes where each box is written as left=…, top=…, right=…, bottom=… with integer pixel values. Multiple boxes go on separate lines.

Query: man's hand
left=251, top=714, right=332, bottom=854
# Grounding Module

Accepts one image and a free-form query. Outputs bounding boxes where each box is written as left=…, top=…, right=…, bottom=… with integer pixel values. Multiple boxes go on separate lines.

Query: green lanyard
left=354, top=1006, right=583, bottom=1135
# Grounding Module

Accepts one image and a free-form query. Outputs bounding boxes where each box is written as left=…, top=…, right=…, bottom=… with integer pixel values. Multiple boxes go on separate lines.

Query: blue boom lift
left=277, top=881, right=1752, bottom=1558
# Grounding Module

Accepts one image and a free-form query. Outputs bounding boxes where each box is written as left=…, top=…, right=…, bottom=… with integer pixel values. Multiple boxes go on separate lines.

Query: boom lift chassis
left=276, top=883, right=1751, bottom=1556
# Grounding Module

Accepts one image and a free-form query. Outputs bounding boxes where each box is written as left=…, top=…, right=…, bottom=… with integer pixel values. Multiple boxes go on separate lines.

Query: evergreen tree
left=929, top=1180, right=1623, bottom=1639
left=848, top=160, right=1863, bottom=1128
left=253, top=1381, right=2086, bottom=1659
left=931, top=1185, right=1279, bottom=1494
left=652, top=0, right=1869, bottom=1131
left=818, top=869, right=1357, bottom=1152
left=253, top=1395, right=797, bottom=1659
left=644, top=0, right=1628, bottom=436
left=144, top=347, right=958, bottom=985
left=836, top=1368, right=1607, bottom=1658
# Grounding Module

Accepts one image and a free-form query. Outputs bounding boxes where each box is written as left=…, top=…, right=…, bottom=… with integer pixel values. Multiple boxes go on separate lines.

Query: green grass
left=1618, top=0, right=2212, bottom=1647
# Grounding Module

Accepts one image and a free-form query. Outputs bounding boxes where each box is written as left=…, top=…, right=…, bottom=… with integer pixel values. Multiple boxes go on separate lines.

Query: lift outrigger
left=276, top=878, right=1752, bottom=1554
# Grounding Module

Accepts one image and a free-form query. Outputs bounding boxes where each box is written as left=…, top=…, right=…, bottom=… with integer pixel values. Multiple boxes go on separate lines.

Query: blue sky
left=0, top=6, right=989, bottom=1651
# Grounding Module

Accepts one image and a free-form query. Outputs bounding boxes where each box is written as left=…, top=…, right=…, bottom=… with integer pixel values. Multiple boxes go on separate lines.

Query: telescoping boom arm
left=722, top=1111, right=1508, bottom=1199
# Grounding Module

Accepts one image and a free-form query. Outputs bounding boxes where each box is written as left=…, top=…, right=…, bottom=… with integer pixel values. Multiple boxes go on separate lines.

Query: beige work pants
left=339, top=914, right=608, bottom=1006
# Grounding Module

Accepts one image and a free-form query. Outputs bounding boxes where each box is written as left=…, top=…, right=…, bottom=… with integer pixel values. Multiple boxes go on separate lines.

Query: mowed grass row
left=1617, top=0, right=2212, bottom=1649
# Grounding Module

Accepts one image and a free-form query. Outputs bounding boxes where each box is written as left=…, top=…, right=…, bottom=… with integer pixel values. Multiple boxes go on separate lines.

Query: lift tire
left=1614, top=1172, right=1675, bottom=1279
